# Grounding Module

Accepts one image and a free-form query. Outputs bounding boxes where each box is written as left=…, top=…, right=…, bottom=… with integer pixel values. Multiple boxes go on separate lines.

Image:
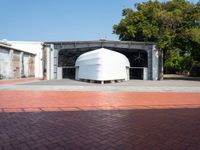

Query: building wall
left=0, top=48, right=10, bottom=79
left=0, top=46, right=35, bottom=79
left=23, top=54, right=29, bottom=77
left=12, top=51, right=21, bottom=78
left=8, top=41, right=43, bottom=79
left=1, top=40, right=161, bottom=80
left=29, top=55, right=35, bottom=77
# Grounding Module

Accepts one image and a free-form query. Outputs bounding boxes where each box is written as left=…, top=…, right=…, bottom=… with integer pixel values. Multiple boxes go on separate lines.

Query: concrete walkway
left=0, top=79, right=200, bottom=92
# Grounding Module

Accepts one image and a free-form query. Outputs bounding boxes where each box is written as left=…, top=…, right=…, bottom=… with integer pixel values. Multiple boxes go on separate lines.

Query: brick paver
left=0, top=78, right=35, bottom=85
left=0, top=91, right=200, bottom=149
left=0, top=108, right=200, bottom=150
left=0, top=91, right=200, bottom=111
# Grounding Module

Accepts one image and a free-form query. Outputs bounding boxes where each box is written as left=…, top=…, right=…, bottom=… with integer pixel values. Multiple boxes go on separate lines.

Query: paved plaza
left=0, top=79, right=200, bottom=149
left=1, top=108, right=200, bottom=150
left=0, top=79, right=200, bottom=92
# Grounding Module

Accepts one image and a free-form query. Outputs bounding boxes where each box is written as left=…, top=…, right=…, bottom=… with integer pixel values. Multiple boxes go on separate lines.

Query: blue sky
left=0, top=0, right=199, bottom=42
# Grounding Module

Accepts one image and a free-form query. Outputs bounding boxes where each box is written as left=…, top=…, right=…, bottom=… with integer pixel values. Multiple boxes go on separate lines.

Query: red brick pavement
left=0, top=91, right=200, bottom=149
left=0, top=108, right=200, bottom=149
left=0, top=78, right=35, bottom=84
left=0, top=91, right=200, bottom=112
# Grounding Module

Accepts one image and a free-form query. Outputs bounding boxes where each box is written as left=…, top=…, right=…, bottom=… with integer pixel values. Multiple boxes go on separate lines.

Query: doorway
left=129, top=67, right=143, bottom=80
left=62, top=67, right=76, bottom=79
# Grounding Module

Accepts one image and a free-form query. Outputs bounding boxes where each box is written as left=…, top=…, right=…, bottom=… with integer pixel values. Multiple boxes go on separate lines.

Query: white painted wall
left=23, top=55, right=29, bottom=77
left=8, top=41, right=43, bottom=79
left=143, top=67, right=148, bottom=80
left=0, top=48, right=10, bottom=78
left=57, top=67, right=63, bottom=80
left=45, top=45, right=55, bottom=80
left=75, top=48, right=130, bottom=81
left=152, top=45, right=159, bottom=80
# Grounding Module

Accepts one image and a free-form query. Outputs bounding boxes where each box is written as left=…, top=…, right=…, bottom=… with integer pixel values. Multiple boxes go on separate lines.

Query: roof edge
left=45, top=40, right=156, bottom=45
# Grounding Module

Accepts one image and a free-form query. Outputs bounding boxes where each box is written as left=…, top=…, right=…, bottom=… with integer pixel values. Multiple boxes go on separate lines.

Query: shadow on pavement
left=0, top=108, right=200, bottom=150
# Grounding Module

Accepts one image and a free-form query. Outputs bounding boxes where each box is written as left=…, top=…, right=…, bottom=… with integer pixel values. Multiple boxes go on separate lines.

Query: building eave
left=0, top=43, right=36, bottom=56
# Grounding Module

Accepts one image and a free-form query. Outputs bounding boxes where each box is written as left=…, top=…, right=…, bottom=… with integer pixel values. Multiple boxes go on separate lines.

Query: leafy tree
left=165, top=49, right=183, bottom=73
left=113, top=0, right=200, bottom=75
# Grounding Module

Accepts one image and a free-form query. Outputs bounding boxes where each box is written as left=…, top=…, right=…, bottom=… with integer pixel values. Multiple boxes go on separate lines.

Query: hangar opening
left=58, top=49, right=90, bottom=79
left=45, top=40, right=161, bottom=81
left=109, top=49, right=148, bottom=80
left=62, top=67, right=76, bottom=79
left=127, top=50, right=148, bottom=80
left=58, top=47, right=148, bottom=80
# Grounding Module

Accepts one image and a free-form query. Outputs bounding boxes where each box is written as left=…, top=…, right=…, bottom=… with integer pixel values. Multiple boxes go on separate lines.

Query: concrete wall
left=23, top=54, right=29, bottom=77
left=12, top=51, right=21, bottom=78
left=43, top=44, right=56, bottom=80
left=152, top=45, right=159, bottom=80
left=0, top=46, right=35, bottom=79
left=8, top=41, right=43, bottom=79
left=0, top=48, right=11, bottom=79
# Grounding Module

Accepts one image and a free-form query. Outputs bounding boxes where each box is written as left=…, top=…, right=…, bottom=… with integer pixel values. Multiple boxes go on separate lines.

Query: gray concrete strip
left=0, top=79, right=200, bottom=92
left=20, top=79, right=200, bottom=87
left=0, top=85, right=200, bottom=92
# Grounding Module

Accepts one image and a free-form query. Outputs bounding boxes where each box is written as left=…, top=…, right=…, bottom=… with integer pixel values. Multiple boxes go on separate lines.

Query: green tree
left=113, top=0, right=200, bottom=75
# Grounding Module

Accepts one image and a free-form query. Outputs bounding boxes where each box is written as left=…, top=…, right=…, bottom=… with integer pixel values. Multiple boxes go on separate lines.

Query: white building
left=0, top=40, right=162, bottom=81
left=0, top=41, right=36, bottom=79
left=8, top=41, right=44, bottom=79
left=75, top=48, right=130, bottom=83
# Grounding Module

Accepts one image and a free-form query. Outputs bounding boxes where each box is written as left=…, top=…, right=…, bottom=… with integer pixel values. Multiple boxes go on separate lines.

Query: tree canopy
left=113, top=0, right=200, bottom=75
